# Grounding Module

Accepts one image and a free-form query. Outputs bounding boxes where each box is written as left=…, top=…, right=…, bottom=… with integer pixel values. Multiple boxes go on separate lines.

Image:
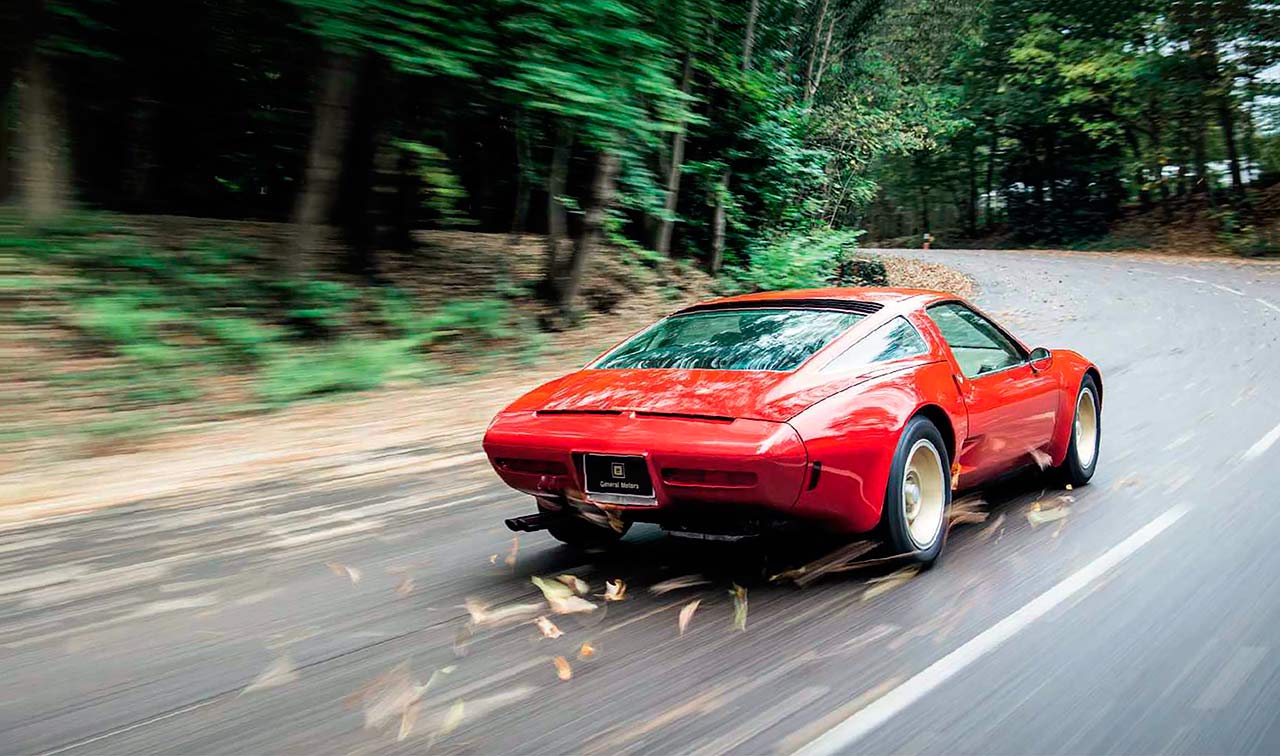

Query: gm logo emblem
left=611, top=462, right=626, bottom=479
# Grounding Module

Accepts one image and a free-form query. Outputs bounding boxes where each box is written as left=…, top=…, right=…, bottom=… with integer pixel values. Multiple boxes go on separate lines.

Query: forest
left=3, top=0, right=1280, bottom=447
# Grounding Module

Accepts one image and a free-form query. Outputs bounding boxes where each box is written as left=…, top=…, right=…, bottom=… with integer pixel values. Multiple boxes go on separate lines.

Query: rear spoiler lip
left=674, top=298, right=884, bottom=316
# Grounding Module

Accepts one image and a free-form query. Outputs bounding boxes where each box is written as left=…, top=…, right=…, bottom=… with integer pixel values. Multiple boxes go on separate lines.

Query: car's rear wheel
left=1059, top=374, right=1101, bottom=487
left=882, top=416, right=952, bottom=566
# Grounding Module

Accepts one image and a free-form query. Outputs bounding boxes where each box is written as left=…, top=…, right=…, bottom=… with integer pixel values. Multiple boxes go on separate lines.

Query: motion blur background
left=1, top=0, right=1279, bottom=453
left=5, top=1, right=1280, bottom=754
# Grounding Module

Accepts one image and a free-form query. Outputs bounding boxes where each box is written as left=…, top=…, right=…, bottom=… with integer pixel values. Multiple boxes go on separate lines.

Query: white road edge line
left=1244, top=422, right=1280, bottom=462
left=1175, top=275, right=1206, bottom=284
left=1213, top=283, right=1245, bottom=296
left=793, top=504, right=1191, bottom=756
left=1256, top=298, right=1280, bottom=314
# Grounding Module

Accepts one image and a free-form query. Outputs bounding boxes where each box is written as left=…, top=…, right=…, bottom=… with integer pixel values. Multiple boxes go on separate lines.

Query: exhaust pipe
left=505, top=513, right=558, bottom=532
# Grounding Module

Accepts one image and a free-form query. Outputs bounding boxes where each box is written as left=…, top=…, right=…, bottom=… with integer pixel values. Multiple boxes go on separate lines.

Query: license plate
left=583, top=454, right=654, bottom=499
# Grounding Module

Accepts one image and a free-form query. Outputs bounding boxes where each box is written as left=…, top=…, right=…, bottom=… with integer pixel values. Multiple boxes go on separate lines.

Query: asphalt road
left=5, top=248, right=1280, bottom=755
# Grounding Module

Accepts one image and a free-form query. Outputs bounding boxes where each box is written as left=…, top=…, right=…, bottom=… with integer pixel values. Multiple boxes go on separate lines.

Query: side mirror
left=1029, top=347, right=1053, bottom=372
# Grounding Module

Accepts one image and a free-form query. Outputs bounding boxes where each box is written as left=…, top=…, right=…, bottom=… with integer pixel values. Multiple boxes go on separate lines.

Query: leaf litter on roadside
left=350, top=663, right=454, bottom=732
left=464, top=598, right=543, bottom=629
left=504, top=535, right=520, bottom=568
left=861, top=566, right=920, bottom=602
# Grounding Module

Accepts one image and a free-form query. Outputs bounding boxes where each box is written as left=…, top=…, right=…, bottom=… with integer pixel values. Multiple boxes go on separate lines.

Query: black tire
left=545, top=512, right=629, bottom=549
left=1059, top=374, right=1101, bottom=487
left=882, top=415, right=952, bottom=567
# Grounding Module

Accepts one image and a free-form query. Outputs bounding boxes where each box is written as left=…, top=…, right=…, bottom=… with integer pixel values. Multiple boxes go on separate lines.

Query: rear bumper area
left=482, top=411, right=809, bottom=520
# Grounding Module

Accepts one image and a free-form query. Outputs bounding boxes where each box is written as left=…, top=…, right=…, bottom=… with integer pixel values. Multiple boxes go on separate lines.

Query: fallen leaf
left=861, top=566, right=920, bottom=602
left=465, top=599, right=543, bottom=628
left=649, top=575, right=711, bottom=594
left=1028, top=448, right=1052, bottom=470
left=771, top=541, right=877, bottom=587
left=556, top=574, right=590, bottom=595
left=398, top=701, right=420, bottom=741
left=678, top=599, right=701, bottom=635
left=327, top=562, right=362, bottom=584
left=603, top=579, right=627, bottom=602
left=504, top=536, right=520, bottom=568
left=1026, top=504, right=1070, bottom=527
left=553, top=655, right=572, bottom=681
left=488, top=554, right=498, bottom=565
left=439, top=699, right=465, bottom=737
left=1065, top=484, right=1073, bottom=491
left=948, top=494, right=989, bottom=526
left=396, top=576, right=414, bottom=596
left=730, top=584, right=748, bottom=631
left=241, top=655, right=298, bottom=694
left=976, top=512, right=1006, bottom=541
left=532, top=576, right=598, bottom=614
left=534, top=616, right=563, bottom=639
left=578, top=642, right=596, bottom=659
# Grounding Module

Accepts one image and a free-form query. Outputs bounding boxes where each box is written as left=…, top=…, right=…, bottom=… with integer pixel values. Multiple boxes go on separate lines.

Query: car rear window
left=593, top=308, right=864, bottom=371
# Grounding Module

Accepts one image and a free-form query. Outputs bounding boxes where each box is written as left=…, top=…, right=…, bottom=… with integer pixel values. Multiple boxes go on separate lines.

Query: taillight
left=661, top=469, right=757, bottom=487
left=496, top=458, right=568, bottom=476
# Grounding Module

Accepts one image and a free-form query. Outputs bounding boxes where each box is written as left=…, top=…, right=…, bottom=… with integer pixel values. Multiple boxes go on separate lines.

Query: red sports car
left=483, top=288, right=1101, bottom=565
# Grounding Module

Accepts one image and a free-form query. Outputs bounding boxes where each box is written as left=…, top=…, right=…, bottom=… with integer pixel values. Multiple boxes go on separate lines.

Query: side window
left=925, top=303, right=1024, bottom=378
left=823, top=317, right=929, bottom=373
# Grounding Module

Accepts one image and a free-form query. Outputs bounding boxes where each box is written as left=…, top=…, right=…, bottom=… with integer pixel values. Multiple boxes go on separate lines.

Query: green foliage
left=1, top=220, right=531, bottom=421
left=730, top=230, right=872, bottom=292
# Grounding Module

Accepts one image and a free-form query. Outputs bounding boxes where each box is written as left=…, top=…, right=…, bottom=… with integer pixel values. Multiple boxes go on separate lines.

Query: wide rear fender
left=787, top=360, right=967, bottom=533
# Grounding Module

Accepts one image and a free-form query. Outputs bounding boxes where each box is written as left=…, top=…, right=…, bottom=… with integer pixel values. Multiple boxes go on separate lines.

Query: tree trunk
left=985, top=129, right=996, bottom=230
left=558, top=151, right=619, bottom=313
left=542, top=125, right=572, bottom=291
left=655, top=53, right=694, bottom=256
left=16, top=49, right=71, bottom=223
left=288, top=52, right=356, bottom=276
left=709, top=170, right=730, bottom=274
left=742, top=0, right=760, bottom=71
left=1217, top=97, right=1244, bottom=196
left=509, top=112, right=532, bottom=243
left=810, top=13, right=837, bottom=100
left=966, top=138, right=978, bottom=236
left=803, top=0, right=830, bottom=101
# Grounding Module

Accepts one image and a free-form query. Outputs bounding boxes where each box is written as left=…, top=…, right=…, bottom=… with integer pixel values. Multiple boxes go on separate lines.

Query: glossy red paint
left=482, top=288, right=1100, bottom=535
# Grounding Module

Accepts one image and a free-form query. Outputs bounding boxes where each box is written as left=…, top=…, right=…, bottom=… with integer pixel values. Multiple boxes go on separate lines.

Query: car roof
left=689, top=287, right=955, bottom=312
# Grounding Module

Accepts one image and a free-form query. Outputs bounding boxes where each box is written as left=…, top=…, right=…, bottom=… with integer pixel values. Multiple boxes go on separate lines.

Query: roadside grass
left=0, top=211, right=535, bottom=453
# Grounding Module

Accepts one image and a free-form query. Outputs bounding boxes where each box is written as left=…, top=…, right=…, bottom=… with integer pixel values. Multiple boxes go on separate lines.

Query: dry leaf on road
left=241, top=655, right=298, bottom=695
left=532, top=576, right=598, bottom=614
left=578, top=642, right=596, bottom=659
left=678, top=599, right=701, bottom=635
left=327, top=562, right=362, bottom=584
left=861, top=566, right=920, bottom=602
left=534, top=616, right=563, bottom=639
left=649, top=575, right=710, bottom=594
left=556, top=574, right=590, bottom=595
left=730, top=585, right=748, bottom=631
left=553, top=656, right=572, bottom=681
left=603, top=579, right=626, bottom=601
